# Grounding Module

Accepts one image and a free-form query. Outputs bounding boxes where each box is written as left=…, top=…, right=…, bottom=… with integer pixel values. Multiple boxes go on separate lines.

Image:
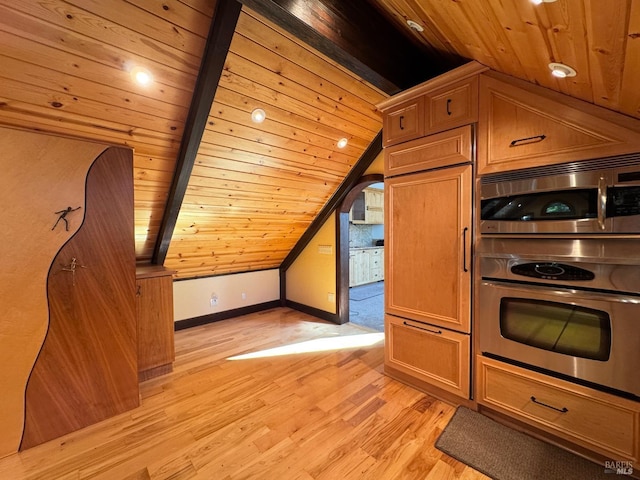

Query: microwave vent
left=481, top=152, right=640, bottom=185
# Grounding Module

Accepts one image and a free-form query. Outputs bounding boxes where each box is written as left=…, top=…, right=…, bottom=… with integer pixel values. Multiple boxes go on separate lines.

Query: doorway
left=337, top=174, right=384, bottom=330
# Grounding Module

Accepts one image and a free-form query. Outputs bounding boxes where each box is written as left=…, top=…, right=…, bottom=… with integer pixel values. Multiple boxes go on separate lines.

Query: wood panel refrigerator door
left=21, top=147, right=138, bottom=449
left=385, top=165, right=472, bottom=333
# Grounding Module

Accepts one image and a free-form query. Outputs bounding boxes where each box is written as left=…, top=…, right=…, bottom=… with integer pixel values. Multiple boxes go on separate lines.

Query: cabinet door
left=425, top=77, right=478, bottom=135
left=385, top=164, right=472, bottom=333
left=386, top=315, right=470, bottom=398
left=385, top=126, right=472, bottom=177
left=383, top=98, right=424, bottom=147
left=351, top=249, right=371, bottom=286
left=369, top=248, right=383, bottom=282
left=478, top=72, right=640, bottom=174
left=364, top=189, right=384, bottom=224
left=137, top=274, right=175, bottom=379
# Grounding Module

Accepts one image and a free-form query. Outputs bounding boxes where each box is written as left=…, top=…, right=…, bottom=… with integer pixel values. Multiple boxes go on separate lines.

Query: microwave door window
left=481, top=189, right=598, bottom=221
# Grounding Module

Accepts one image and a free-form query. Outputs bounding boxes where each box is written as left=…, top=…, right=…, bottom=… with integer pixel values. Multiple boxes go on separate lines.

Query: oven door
left=478, top=279, right=640, bottom=397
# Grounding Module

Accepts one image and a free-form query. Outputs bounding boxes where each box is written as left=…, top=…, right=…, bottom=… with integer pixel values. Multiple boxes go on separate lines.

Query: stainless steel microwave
left=480, top=154, right=640, bottom=234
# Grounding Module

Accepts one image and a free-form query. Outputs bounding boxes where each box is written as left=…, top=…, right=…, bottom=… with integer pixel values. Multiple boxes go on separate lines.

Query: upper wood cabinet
left=378, top=62, right=488, bottom=148
left=350, top=187, right=384, bottom=224
left=383, top=97, right=424, bottom=147
left=385, top=125, right=473, bottom=177
left=425, top=77, right=478, bottom=135
left=478, top=71, right=640, bottom=174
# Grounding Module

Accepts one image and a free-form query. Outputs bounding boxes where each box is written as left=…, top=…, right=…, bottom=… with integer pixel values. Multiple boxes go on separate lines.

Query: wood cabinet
left=378, top=62, right=487, bottom=148
left=136, top=265, right=176, bottom=381
left=425, top=77, right=479, bottom=135
left=349, top=248, right=384, bottom=287
left=477, top=356, right=640, bottom=463
left=350, top=187, right=384, bottom=224
left=385, top=125, right=473, bottom=177
left=383, top=97, right=424, bottom=147
left=385, top=163, right=472, bottom=333
left=478, top=71, right=640, bottom=174
left=386, top=315, right=470, bottom=398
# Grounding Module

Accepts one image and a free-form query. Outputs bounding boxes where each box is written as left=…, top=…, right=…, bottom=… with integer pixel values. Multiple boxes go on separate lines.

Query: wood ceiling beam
left=152, top=0, right=242, bottom=265
left=237, top=0, right=463, bottom=95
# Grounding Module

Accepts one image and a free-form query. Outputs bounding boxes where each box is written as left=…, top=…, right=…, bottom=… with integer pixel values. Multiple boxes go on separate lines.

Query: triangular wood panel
left=478, top=72, right=640, bottom=174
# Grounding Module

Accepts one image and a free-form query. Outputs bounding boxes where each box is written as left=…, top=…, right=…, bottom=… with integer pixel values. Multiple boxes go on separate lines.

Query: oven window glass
left=481, top=189, right=597, bottom=221
left=500, top=298, right=611, bottom=361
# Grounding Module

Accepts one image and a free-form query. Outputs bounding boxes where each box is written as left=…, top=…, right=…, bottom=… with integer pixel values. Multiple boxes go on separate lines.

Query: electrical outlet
left=328, top=293, right=335, bottom=302
left=210, top=293, right=218, bottom=307
left=241, top=292, right=247, bottom=300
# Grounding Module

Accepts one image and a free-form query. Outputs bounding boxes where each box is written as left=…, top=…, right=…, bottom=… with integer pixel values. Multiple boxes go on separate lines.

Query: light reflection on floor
left=227, top=332, right=385, bottom=360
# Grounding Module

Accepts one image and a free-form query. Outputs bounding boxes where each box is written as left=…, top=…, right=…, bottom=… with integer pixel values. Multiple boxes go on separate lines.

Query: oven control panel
left=511, top=262, right=595, bottom=281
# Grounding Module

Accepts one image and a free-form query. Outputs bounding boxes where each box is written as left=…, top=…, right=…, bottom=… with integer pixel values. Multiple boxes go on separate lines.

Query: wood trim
left=152, top=0, right=242, bottom=265
left=285, top=300, right=341, bottom=324
left=174, top=300, right=282, bottom=331
left=237, top=0, right=463, bottom=95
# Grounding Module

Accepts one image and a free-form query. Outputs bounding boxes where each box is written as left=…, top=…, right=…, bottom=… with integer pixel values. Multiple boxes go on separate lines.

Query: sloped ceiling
left=1, top=0, right=639, bottom=279
left=370, top=0, right=640, bottom=119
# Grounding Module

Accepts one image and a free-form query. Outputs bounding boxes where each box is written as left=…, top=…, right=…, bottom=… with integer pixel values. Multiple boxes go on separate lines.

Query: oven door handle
left=481, top=279, right=640, bottom=304
left=597, top=175, right=607, bottom=230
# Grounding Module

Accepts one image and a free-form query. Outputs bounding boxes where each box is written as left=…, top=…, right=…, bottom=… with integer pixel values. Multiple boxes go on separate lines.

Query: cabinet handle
left=446, top=98, right=452, bottom=116
left=403, top=321, right=442, bottom=335
left=399, top=115, right=405, bottom=130
left=509, top=135, right=547, bottom=147
left=530, top=396, right=568, bottom=413
left=462, top=227, right=469, bottom=273
left=136, top=285, right=141, bottom=297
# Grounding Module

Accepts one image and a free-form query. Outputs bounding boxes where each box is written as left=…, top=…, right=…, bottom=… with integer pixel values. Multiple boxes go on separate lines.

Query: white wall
left=173, top=269, right=280, bottom=321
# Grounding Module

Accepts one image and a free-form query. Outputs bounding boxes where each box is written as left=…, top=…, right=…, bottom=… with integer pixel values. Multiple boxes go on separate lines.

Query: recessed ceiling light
left=251, top=108, right=266, bottom=123
left=130, top=66, right=153, bottom=86
left=406, top=20, right=424, bottom=32
left=549, top=62, right=577, bottom=78
left=531, top=0, right=557, bottom=4
left=337, top=138, right=348, bottom=149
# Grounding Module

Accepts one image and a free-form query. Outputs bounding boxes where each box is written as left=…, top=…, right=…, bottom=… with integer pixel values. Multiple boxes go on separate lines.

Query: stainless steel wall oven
left=478, top=238, right=640, bottom=399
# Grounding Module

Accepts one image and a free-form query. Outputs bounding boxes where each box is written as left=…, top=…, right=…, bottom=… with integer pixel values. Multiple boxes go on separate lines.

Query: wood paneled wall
left=0, top=0, right=212, bottom=263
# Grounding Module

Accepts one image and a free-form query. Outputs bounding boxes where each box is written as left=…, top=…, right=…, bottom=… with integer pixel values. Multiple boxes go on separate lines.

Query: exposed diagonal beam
left=238, top=0, right=463, bottom=95
left=152, top=0, right=242, bottom=265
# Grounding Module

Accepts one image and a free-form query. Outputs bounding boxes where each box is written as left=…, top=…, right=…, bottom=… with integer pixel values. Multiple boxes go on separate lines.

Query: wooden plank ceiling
left=164, top=8, right=387, bottom=277
left=369, top=0, right=640, bottom=120
left=1, top=0, right=640, bottom=279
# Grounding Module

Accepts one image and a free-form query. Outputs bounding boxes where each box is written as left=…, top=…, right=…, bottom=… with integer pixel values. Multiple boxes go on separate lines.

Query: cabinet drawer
left=477, top=356, right=640, bottom=462
left=385, top=125, right=473, bottom=177
left=385, top=315, right=470, bottom=398
left=383, top=98, right=424, bottom=147
left=425, top=77, right=478, bottom=135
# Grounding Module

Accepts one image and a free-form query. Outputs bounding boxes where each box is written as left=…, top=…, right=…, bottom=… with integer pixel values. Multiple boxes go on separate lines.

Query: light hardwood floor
left=0, top=308, right=489, bottom=479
